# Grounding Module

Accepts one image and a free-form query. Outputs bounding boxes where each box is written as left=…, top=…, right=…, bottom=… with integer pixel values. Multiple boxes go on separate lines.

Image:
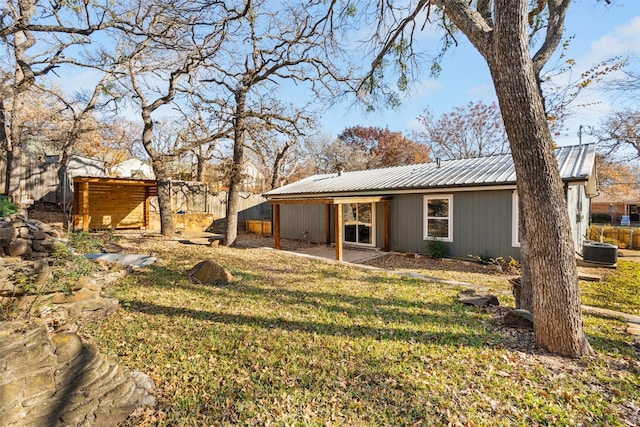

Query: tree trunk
left=1, top=102, right=9, bottom=195
left=155, top=177, right=174, bottom=236
left=196, top=156, right=206, bottom=182
left=515, top=194, right=533, bottom=312
left=224, top=91, right=247, bottom=246
left=140, top=101, right=175, bottom=236
left=7, top=94, right=25, bottom=203
left=489, top=2, right=592, bottom=357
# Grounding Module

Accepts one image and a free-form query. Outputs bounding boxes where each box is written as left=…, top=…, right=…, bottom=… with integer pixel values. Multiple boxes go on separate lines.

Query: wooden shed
left=73, top=177, right=158, bottom=231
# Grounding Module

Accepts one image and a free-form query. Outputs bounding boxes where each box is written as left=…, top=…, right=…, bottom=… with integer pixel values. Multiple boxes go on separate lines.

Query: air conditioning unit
left=582, top=242, right=618, bottom=265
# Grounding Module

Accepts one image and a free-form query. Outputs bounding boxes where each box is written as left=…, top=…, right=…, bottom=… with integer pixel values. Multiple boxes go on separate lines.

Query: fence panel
left=588, top=226, right=640, bottom=250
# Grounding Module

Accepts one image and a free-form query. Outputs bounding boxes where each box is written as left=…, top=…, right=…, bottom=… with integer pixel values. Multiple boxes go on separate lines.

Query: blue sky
left=320, top=2, right=640, bottom=147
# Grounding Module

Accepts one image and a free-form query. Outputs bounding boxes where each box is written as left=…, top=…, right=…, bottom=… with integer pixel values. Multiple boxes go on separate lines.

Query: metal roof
left=264, top=144, right=596, bottom=199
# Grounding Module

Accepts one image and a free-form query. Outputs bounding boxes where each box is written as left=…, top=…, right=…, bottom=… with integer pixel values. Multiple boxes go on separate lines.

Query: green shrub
left=0, top=195, right=18, bottom=217
left=591, top=213, right=611, bottom=223
left=426, top=238, right=448, bottom=259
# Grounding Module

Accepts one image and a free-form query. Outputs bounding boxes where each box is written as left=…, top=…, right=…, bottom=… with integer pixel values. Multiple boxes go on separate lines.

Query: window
left=343, top=203, right=374, bottom=245
left=423, top=195, right=452, bottom=242
left=512, top=191, right=520, bottom=247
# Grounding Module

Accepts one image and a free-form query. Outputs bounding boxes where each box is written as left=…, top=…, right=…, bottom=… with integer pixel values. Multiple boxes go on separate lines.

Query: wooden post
left=81, top=181, right=90, bottom=231
left=73, top=181, right=80, bottom=230
left=274, top=204, right=281, bottom=250
left=384, top=199, right=390, bottom=251
left=325, top=204, right=331, bottom=244
left=144, top=186, right=151, bottom=230
left=335, top=203, right=343, bottom=261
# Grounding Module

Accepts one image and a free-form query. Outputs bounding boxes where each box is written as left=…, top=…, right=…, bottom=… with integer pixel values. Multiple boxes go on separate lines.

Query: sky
left=320, top=1, right=640, bottom=148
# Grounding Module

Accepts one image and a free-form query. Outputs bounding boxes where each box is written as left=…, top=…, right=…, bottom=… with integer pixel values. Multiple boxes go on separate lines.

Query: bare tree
left=245, top=99, right=316, bottom=190
left=595, top=109, right=640, bottom=161
left=200, top=0, right=356, bottom=246
left=0, top=0, right=116, bottom=202
left=414, top=101, right=508, bottom=159
left=364, top=1, right=594, bottom=356
left=592, top=62, right=640, bottom=161
left=111, top=0, right=242, bottom=235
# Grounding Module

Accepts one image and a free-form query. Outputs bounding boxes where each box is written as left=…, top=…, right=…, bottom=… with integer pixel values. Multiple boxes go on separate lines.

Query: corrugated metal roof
left=264, top=144, right=596, bottom=198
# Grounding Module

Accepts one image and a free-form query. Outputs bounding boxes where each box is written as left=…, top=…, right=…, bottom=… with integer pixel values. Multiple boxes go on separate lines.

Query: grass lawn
left=580, top=261, right=640, bottom=316
left=85, top=239, right=640, bottom=426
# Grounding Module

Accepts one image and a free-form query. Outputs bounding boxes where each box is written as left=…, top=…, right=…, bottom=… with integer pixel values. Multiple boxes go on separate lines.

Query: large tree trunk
left=142, top=110, right=174, bottom=236
left=224, top=91, right=247, bottom=246
left=196, top=156, right=206, bottom=182
left=488, top=2, right=592, bottom=357
left=155, top=178, right=174, bottom=236
left=515, top=194, right=533, bottom=312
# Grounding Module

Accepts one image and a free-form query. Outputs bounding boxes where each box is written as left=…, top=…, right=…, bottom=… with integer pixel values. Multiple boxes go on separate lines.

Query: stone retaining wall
left=0, top=213, right=64, bottom=259
left=0, top=320, right=155, bottom=426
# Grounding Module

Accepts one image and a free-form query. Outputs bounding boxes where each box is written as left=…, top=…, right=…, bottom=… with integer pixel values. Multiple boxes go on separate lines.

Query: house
left=591, top=191, right=640, bottom=225
left=263, top=144, right=597, bottom=261
left=109, top=158, right=155, bottom=179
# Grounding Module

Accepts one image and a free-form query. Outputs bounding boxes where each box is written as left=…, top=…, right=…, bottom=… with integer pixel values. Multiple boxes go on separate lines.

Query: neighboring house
left=44, top=154, right=106, bottom=178
left=591, top=191, right=640, bottom=224
left=264, top=144, right=597, bottom=261
left=109, top=158, right=155, bottom=179
left=10, top=154, right=106, bottom=205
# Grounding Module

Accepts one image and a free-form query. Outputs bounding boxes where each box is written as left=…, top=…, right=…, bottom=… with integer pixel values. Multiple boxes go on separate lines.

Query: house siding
left=566, top=183, right=590, bottom=252
left=389, top=190, right=519, bottom=259
left=280, top=204, right=327, bottom=242
left=449, top=190, right=517, bottom=259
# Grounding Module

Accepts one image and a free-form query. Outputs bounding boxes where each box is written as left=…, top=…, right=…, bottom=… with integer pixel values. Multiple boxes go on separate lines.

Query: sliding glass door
left=343, top=203, right=374, bottom=245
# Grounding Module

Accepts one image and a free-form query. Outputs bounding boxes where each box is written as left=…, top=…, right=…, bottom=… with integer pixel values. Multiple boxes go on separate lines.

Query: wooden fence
left=588, top=226, right=640, bottom=249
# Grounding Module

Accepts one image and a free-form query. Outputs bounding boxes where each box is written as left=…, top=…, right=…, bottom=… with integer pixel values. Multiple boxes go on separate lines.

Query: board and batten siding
left=391, top=190, right=520, bottom=260
left=278, top=189, right=521, bottom=259
left=566, top=183, right=590, bottom=253
left=280, top=204, right=328, bottom=242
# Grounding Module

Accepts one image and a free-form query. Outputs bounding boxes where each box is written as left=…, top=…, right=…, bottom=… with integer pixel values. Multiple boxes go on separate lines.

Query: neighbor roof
left=264, top=144, right=596, bottom=199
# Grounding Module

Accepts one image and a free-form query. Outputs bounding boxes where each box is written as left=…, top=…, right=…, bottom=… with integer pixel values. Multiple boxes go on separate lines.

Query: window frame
left=343, top=202, right=376, bottom=247
left=512, top=191, right=521, bottom=248
left=423, top=195, right=453, bottom=243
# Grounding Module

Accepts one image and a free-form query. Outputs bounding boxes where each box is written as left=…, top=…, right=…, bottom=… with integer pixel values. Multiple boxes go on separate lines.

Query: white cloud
left=587, top=16, right=640, bottom=63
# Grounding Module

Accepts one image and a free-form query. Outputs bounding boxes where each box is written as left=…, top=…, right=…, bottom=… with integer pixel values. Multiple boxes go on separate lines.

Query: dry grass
left=80, top=233, right=640, bottom=426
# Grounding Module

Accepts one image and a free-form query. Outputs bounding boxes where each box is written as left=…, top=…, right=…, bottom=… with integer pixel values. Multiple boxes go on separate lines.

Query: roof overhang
left=268, top=195, right=392, bottom=205
left=265, top=184, right=522, bottom=202
left=73, top=176, right=157, bottom=187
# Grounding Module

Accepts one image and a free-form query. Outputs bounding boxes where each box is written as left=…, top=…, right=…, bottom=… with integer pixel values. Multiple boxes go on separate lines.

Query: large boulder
left=188, top=260, right=234, bottom=286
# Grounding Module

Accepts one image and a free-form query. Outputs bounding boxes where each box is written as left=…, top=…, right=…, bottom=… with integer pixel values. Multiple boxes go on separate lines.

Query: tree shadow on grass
left=120, top=293, right=499, bottom=349
left=125, top=263, right=484, bottom=328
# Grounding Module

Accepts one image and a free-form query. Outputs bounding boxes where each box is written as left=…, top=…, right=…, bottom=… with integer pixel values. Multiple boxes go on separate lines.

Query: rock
left=503, top=309, right=534, bottom=330
left=188, top=259, right=234, bottom=285
left=32, top=230, right=48, bottom=240
left=32, top=258, right=51, bottom=285
left=0, top=320, right=154, bottom=426
left=0, top=225, right=19, bottom=242
left=7, top=238, right=32, bottom=257
left=52, top=332, right=84, bottom=363
left=458, top=292, right=499, bottom=308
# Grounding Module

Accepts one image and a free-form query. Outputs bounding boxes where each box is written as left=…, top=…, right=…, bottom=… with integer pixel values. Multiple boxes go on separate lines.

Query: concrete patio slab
left=86, top=253, right=158, bottom=268
left=290, top=245, right=389, bottom=263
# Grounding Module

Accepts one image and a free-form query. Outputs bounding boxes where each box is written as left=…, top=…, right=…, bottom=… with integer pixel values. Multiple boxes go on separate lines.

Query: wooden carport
left=73, top=177, right=158, bottom=231
left=269, top=196, right=392, bottom=261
